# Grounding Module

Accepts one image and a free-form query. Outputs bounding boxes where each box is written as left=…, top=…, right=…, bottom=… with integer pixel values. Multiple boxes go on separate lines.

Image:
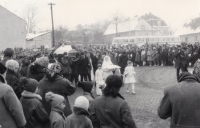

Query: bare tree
left=112, top=11, right=124, bottom=37
left=23, top=5, right=40, bottom=33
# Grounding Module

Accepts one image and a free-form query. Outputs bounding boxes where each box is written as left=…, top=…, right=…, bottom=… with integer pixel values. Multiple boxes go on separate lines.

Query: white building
left=26, top=32, right=52, bottom=49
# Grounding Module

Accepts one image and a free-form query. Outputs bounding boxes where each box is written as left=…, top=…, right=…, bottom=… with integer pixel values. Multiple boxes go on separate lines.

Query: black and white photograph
left=0, top=0, right=200, bottom=128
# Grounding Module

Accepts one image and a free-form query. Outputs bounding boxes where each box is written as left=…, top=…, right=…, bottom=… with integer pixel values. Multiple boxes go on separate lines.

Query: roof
left=104, top=19, right=157, bottom=35
left=175, top=26, right=200, bottom=36
left=0, top=5, right=25, bottom=22
left=26, top=32, right=51, bottom=40
left=140, top=13, right=168, bottom=27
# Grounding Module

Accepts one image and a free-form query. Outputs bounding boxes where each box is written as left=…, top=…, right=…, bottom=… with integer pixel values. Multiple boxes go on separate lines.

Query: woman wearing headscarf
left=5, top=59, right=23, bottom=99
left=27, top=56, right=49, bottom=82
left=38, top=63, right=76, bottom=117
left=89, top=75, right=137, bottom=128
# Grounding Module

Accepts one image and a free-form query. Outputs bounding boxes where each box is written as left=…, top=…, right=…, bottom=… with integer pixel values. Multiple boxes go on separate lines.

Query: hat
left=4, top=48, right=14, bottom=57
left=73, top=96, right=89, bottom=111
left=35, top=57, right=49, bottom=68
left=21, top=77, right=39, bottom=93
left=0, top=62, right=7, bottom=74
left=78, top=81, right=93, bottom=93
left=45, top=92, right=65, bottom=108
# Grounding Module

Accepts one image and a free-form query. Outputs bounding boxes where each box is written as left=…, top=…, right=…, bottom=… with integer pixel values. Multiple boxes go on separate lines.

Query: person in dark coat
left=78, top=52, right=90, bottom=81
left=158, top=72, right=200, bottom=128
left=20, top=77, right=49, bottom=128
left=5, top=59, right=23, bottom=99
left=70, top=58, right=80, bottom=84
left=27, top=57, right=49, bottom=82
left=89, top=75, right=137, bottom=128
left=174, top=46, right=188, bottom=80
left=91, top=51, right=99, bottom=76
left=58, top=53, right=72, bottom=81
left=0, top=63, right=26, bottom=128
left=77, top=81, right=94, bottom=104
left=118, top=52, right=128, bottom=74
left=20, top=58, right=31, bottom=77
left=1, top=48, right=14, bottom=66
left=38, top=63, right=76, bottom=117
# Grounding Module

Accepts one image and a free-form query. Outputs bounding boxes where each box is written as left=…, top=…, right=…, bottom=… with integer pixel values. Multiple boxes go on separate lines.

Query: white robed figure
left=102, top=56, right=121, bottom=81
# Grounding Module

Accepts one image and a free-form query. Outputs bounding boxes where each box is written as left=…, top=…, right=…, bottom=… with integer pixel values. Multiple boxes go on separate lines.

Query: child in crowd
left=77, top=81, right=94, bottom=104
left=45, top=92, right=67, bottom=128
left=95, top=64, right=104, bottom=96
left=20, top=77, right=49, bottom=128
left=124, top=61, right=136, bottom=94
left=66, top=96, right=93, bottom=128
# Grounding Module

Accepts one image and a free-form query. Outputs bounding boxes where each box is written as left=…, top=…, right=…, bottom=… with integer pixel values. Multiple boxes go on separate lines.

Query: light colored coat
left=124, top=66, right=136, bottom=84
left=0, top=75, right=26, bottom=128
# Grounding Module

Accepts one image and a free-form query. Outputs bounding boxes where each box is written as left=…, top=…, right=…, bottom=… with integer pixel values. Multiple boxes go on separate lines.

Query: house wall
left=180, top=33, right=200, bottom=44
left=26, top=33, right=52, bottom=49
left=0, top=6, right=26, bottom=50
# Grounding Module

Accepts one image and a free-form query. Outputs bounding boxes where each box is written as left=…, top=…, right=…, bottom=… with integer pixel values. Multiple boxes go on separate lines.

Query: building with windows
left=104, top=13, right=170, bottom=44
left=0, top=5, right=27, bottom=50
left=175, top=27, right=200, bottom=44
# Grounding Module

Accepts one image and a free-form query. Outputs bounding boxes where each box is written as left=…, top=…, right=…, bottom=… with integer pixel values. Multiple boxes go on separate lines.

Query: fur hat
left=6, top=59, right=19, bottom=71
left=47, top=63, right=62, bottom=77
left=21, top=77, right=39, bottom=93
left=35, top=57, right=49, bottom=68
left=73, top=96, right=89, bottom=111
left=45, top=92, right=65, bottom=108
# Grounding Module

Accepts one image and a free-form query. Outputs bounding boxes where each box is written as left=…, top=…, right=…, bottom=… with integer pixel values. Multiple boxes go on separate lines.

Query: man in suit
left=158, top=72, right=200, bottom=128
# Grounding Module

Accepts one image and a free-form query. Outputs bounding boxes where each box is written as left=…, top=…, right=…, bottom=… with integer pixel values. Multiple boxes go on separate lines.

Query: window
left=157, top=21, right=161, bottom=26
left=130, top=39, right=134, bottom=42
left=141, top=25, right=145, bottom=30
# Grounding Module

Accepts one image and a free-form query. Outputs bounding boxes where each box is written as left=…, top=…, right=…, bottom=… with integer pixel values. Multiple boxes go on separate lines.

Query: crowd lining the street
left=1, top=41, right=200, bottom=128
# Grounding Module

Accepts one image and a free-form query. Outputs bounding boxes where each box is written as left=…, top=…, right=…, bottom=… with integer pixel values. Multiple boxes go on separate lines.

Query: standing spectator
left=147, top=47, right=153, bottom=66
left=77, top=81, right=94, bottom=104
left=1, top=48, right=14, bottom=66
left=58, top=54, right=72, bottom=81
left=152, top=47, right=159, bottom=66
left=5, top=59, right=23, bottom=99
left=90, top=75, right=137, bottom=128
left=119, top=52, right=128, bottom=74
left=0, top=63, right=26, bottom=128
left=20, top=77, right=49, bottom=128
left=86, top=52, right=92, bottom=81
left=141, top=48, right=146, bottom=66
left=91, top=51, right=99, bottom=76
left=27, top=57, right=49, bottom=82
left=66, top=96, right=93, bottom=128
left=39, top=63, right=76, bottom=117
left=45, top=92, right=67, bottom=128
left=78, top=52, right=90, bottom=81
left=20, top=58, right=31, bottom=77
left=70, top=55, right=80, bottom=84
left=158, top=72, right=200, bottom=127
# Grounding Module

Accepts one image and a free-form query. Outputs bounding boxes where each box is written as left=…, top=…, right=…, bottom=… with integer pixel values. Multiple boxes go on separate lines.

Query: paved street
left=69, top=66, right=193, bottom=128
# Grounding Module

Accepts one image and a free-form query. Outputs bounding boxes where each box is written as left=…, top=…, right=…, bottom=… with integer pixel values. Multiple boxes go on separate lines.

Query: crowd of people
left=1, top=41, right=200, bottom=128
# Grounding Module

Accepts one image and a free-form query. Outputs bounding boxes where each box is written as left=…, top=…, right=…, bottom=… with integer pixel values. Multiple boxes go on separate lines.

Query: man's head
left=4, top=48, right=14, bottom=58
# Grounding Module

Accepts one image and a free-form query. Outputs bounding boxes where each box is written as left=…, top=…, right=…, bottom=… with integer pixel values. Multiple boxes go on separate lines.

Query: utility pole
left=48, top=3, right=55, bottom=47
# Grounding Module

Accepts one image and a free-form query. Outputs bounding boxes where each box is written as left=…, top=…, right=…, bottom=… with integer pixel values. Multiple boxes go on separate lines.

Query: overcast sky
left=0, top=0, right=200, bottom=31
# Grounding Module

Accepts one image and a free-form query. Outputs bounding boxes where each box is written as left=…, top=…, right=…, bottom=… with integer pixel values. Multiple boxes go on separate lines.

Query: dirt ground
left=68, top=66, right=193, bottom=128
